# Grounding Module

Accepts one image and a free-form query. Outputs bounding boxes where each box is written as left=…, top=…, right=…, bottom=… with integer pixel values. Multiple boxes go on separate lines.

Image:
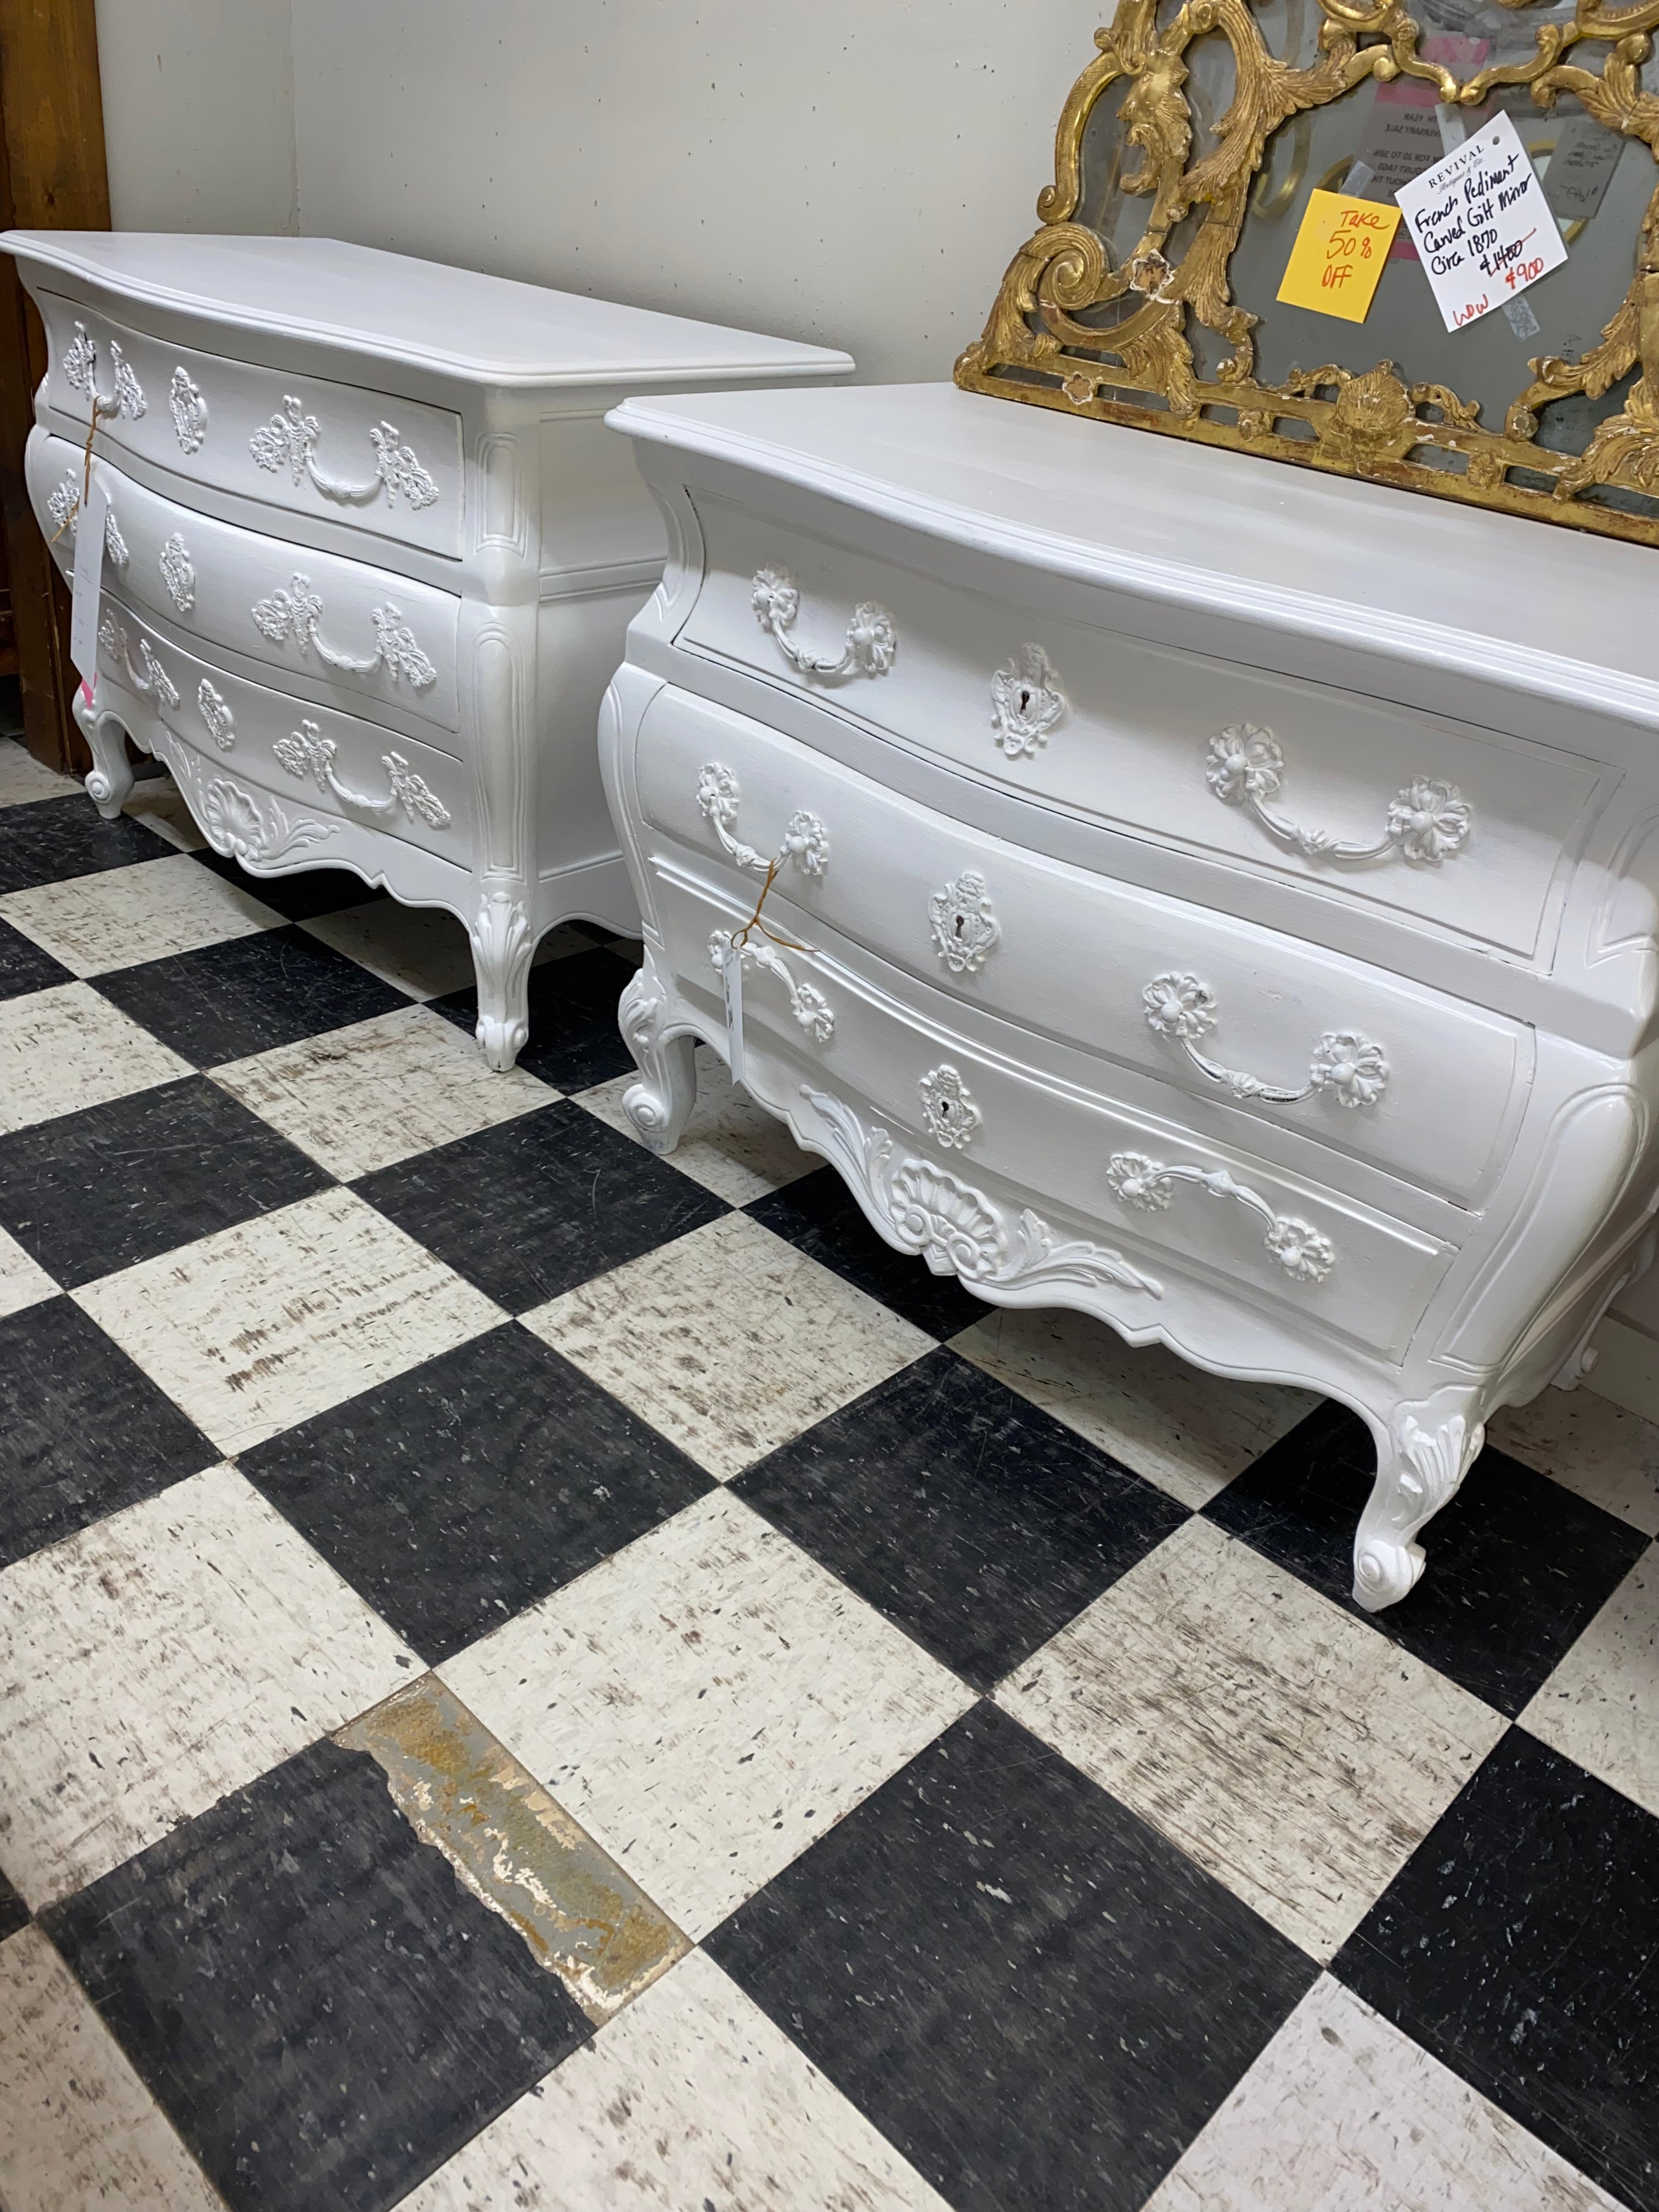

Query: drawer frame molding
left=249, top=391, right=441, bottom=514
left=1142, top=970, right=1390, bottom=1109
left=1206, top=724, right=1474, bottom=867
left=1104, top=1149, right=1338, bottom=1284
left=751, top=565, right=896, bottom=681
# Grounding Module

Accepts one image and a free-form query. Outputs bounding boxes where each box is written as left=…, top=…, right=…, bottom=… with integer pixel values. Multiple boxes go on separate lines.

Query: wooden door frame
left=0, top=0, right=109, bottom=775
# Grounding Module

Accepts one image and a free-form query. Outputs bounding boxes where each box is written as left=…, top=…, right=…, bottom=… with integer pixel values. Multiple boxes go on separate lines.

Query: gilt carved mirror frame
left=955, top=0, right=1659, bottom=545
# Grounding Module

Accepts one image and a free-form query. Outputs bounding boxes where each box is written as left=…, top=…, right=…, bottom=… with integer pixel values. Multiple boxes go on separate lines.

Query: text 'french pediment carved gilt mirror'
left=954, top=0, right=1659, bottom=544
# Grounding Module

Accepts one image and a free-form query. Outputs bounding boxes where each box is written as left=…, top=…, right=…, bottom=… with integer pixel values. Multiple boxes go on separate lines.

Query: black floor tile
left=193, top=850, right=391, bottom=922
left=0, top=1865, right=29, bottom=1942
left=430, top=945, right=640, bottom=1091
left=43, top=1736, right=589, bottom=2212
left=242, top=1323, right=714, bottom=1663
left=93, top=925, right=409, bottom=1066
left=354, top=1100, right=726, bottom=1313
left=707, top=1701, right=1315, bottom=2212
left=746, top=1166, right=989, bottom=1340
left=1204, top=1400, right=1647, bottom=1716
left=735, top=1347, right=1188, bottom=1690
left=0, top=1076, right=333, bottom=1289
left=0, top=793, right=174, bottom=894
left=0, top=915, right=72, bottom=1000
left=1334, top=1729, right=1659, bottom=2212
left=0, top=1297, right=217, bottom=1571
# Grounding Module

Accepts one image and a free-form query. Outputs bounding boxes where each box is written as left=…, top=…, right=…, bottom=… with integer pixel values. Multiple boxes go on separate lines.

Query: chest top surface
left=610, top=381, right=1659, bottom=740
left=2, top=230, right=854, bottom=392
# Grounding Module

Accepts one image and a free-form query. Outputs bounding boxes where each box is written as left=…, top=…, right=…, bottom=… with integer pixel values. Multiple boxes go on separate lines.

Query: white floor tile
left=0, top=1924, right=227, bottom=2212
left=1490, top=1385, right=1659, bottom=1537
left=575, top=1043, right=817, bottom=1206
left=443, top=1488, right=973, bottom=1940
left=74, top=1186, right=501, bottom=1456
left=212, top=1004, right=554, bottom=1180
left=1522, top=1553, right=1659, bottom=1818
left=300, top=902, right=595, bottom=1001
left=0, top=854, right=283, bottom=977
left=522, top=1211, right=930, bottom=1481
left=399, top=1946, right=950, bottom=2212
left=0, top=1224, right=57, bottom=1321
left=998, top=1517, right=1505, bottom=1960
left=0, top=737, right=80, bottom=808
left=1144, top=1974, right=1625, bottom=2212
left=0, top=1464, right=416, bottom=1908
left=0, top=981, right=192, bottom=1132
left=953, top=1306, right=1319, bottom=1509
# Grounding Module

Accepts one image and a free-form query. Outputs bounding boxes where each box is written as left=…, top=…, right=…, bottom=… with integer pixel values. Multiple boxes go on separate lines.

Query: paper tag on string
left=1277, top=190, right=1401, bottom=321
left=722, top=938, right=746, bottom=1088
left=69, top=475, right=110, bottom=696
left=1395, top=109, right=1568, bottom=332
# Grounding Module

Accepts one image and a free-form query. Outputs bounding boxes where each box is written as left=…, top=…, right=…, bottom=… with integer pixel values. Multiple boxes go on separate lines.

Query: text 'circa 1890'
left=1393, top=109, right=1567, bottom=332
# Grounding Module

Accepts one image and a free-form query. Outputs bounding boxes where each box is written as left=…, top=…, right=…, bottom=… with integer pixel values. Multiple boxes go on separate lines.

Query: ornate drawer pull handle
left=1143, top=972, right=1389, bottom=1108
left=47, top=472, right=127, bottom=567
left=63, top=322, right=145, bottom=422
left=751, top=566, right=896, bottom=679
left=274, top=718, right=452, bottom=827
left=249, top=394, right=439, bottom=511
left=97, top=612, right=179, bottom=709
left=697, top=760, right=833, bottom=1043
left=991, top=645, right=1066, bottom=759
left=251, top=574, right=437, bottom=690
left=1105, top=1150, right=1336, bottom=1283
left=1206, top=724, right=1472, bottom=865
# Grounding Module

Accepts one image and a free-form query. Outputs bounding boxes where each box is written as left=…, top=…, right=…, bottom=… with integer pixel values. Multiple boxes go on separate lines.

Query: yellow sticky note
left=1277, top=190, right=1402, bottom=323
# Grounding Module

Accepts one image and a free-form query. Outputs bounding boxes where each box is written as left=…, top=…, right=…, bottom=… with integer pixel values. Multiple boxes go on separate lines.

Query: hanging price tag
left=68, top=473, right=109, bottom=698
left=721, top=938, right=746, bottom=1088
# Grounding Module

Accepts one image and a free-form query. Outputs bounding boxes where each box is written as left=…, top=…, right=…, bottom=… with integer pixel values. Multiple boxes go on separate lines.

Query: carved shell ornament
left=200, top=777, right=334, bottom=867
left=928, top=868, right=1001, bottom=975
left=249, top=394, right=439, bottom=511
left=751, top=566, right=896, bottom=679
left=990, top=645, right=1066, bottom=760
left=1206, top=726, right=1471, bottom=866
left=1141, top=970, right=1390, bottom=1107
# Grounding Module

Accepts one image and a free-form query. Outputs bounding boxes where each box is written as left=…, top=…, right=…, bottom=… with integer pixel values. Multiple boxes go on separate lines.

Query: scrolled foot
left=475, top=1008, right=528, bottom=1073
left=619, top=966, right=696, bottom=1155
left=74, top=695, right=134, bottom=820
left=468, top=886, right=535, bottom=1074
left=1353, top=1535, right=1426, bottom=1613
left=1351, top=1401, right=1485, bottom=1611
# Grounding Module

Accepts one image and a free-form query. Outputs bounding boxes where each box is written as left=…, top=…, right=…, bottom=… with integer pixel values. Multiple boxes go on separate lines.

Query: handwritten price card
left=1395, top=109, right=1567, bottom=331
left=1277, top=190, right=1402, bottom=321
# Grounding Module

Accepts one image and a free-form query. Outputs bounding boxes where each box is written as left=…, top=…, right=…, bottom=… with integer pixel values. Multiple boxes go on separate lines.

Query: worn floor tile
left=213, top=1005, right=555, bottom=1181
left=400, top=1945, right=951, bottom=2212
left=0, top=1296, right=217, bottom=1572
left=0, top=736, right=81, bottom=808
left=0, top=1869, right=25, bottom=1943
left=0, top=1222, right=55, bottom=1321
left=193, top=850, right=390, bottom=921
left=1521, top=1553, right=1659, bottom=1818
left=302, top=901, right=596, bottom=1001
left=953, top=1305, right=1321, bottom=1510
left=1333, top=1730, right=1659, bottom=2212
left=1207, top=1401, right=1650, bottom=1715
left=0, top=1075, right=332, bottom=1290
left=736, top=1346, right=1187, bottom=1689
left=43, top=1737, right=590, bottom=2212
left=1491, top=1385, right=1659, bottom=1537
left=0, top=915, right=72, bottom=1001
left=525, top=1211, right=932, bottom=1481
left=0, top=980, right=192, bottom=1131
left=1000, top=1516, right=1505, bottom=1960
left=74, top=1186, right=502, bottom=1457
left=0, top=1924, right=227, bottom=2212
left=0, top=1464, right=417, bottom=1909
left=357, top=1099, right=726, bottom=1313
left=122, top=771, right=208, bottom=851
left=431, top=944, right=642, bottom=1091
left=241, top=1322, right=712, bottom=1664
left=748, top=1165, right=988, bottom=1340
left=1144, top=1973, right=1626, bottom=2212
left=0, top=853, right=284, bottom=977
left=707, top=1700, right=1317, bottom=2212
left=444, top=1488, right=973, bottom=1940
left=0, top=793, right=173, bottom=893
left=576, top=1041, right=818, bottom=1206
left=338, top=1674, right=686, bottom=2024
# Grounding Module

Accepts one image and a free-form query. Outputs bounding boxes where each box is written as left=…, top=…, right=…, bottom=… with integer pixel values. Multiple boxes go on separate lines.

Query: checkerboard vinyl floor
left=3, top=735, right=1659, bottom=2212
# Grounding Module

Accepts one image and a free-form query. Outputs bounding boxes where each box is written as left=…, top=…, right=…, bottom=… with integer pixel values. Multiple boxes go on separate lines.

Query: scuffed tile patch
left=337, top=1672, right=687, bottom=2022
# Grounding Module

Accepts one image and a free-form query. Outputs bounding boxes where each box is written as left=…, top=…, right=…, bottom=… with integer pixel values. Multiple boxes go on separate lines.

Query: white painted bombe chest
left=602, top=380, right=1659, bottom=1609
left=3, top=230, right=849, bottom=1066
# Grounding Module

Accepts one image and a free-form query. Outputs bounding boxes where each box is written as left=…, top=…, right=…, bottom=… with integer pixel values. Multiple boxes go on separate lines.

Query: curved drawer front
left=635, top=685, right=1528, bottom=1210
left=646, top=860, right=1453, bottom=1361
left=31, top=431, right=460, bottom=735
left=94, top=591, right=471, bottom=867
left=676, top=504, right=1605, bottom=965
left=35, top=290, right=463, bottom=558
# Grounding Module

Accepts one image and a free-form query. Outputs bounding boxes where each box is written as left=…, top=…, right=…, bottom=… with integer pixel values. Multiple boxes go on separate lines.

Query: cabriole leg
left=469, top=884, right=534, bottom=1072
left=73, top=695, right=134, bottom=821
left=1352, top=1392, right=1487, bottom=1611
left=619, top=961, right=697, bottom=1155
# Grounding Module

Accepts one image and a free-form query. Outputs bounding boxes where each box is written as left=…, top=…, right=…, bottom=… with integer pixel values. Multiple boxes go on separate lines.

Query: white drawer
left=676, top=504, right=1606, bottom=966
left=645, top=860, right=1454, bottom=1361
left=30, top=430, right=460, bottom=736
left=35, top=290, right=464, bottom=559
left=634, top=686, right=1529, bottom=1210
left=94, top=591, right=470, bottom=868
